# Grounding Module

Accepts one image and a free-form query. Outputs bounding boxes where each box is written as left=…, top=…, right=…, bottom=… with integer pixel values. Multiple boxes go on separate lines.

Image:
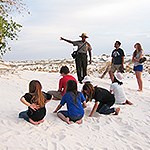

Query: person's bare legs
left=66, top=117, right=72, bottom=124
left=100, top=69, right=108, bottom=79
left=75, top=119, right=82, bottom=124
left=57, top=112, right=72, bottom=124
left=38, top=119, right=44, bottom=124
left=47, top=91, right=62, bottom=100
left=29, top=118, right=39, bottom=125
left=124, top=100, right=133, bottom=105
left=52, top=97, right=60, bottom=100
left=109, top=70, right=114, bottom=82
left=135, top=71, right=143, bottom=91
left=114, top=107, right=120, bottom=115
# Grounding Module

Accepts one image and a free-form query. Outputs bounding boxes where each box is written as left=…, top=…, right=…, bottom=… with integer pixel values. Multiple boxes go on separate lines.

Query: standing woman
left=132, top=43, right=144, bottom=92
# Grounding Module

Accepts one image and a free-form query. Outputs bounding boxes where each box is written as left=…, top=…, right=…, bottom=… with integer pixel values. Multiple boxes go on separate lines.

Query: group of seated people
left=19, top=66, right=132, bottom=125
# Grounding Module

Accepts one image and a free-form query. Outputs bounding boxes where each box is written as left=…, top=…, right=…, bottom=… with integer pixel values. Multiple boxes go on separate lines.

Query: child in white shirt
left=110, top=73, right=133, bottom=105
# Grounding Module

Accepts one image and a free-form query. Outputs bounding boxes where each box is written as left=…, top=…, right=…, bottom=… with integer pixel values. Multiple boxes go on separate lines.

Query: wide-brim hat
left=114, top=72, right=123, bottom=82
left=82, top=76, right=92, bottom=83
left=79, top=33, right=88, bottom=38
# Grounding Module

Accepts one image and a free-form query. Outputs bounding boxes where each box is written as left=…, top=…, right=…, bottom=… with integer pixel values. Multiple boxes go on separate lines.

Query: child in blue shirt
left=53, top=80, right=87, bottom=124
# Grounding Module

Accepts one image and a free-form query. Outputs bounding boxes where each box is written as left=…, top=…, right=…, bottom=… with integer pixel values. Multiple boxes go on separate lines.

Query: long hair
left=29, top=80, right=45, bottom=108
left=82, top=83, right=95, bottom=102
left=133, top=43, right=143, bottom=57
left=66, top=80, right=78, bottom=104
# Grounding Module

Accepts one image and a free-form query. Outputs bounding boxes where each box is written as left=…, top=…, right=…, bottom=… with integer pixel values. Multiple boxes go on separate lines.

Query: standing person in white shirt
left=110, top=72, right=133, bottom=105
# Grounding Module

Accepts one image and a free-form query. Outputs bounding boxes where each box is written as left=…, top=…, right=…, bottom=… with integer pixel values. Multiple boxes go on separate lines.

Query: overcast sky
left=3, top=0, right=150, bottom=61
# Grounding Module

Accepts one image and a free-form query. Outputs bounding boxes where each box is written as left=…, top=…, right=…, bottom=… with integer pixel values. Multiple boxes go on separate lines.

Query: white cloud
left=4, top=0, right=150, bottom=61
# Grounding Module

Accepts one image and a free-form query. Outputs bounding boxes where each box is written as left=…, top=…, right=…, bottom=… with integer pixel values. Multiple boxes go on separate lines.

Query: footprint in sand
left=91, top=125, right=100, bottom=131
left=51, top=132, right=66, bottom=141
left=58, top=133, right=66, bottom=141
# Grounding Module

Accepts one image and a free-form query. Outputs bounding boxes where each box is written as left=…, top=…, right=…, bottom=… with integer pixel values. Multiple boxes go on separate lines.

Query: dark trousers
left=97, top=104, right=115, bottom=115
left=75, top=53, right=87, bottom=82
left=96, top=99, right=115, bottom=115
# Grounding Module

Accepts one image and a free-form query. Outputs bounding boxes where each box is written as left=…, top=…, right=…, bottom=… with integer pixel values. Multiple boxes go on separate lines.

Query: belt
left=78, top=53, right=87, bottom=55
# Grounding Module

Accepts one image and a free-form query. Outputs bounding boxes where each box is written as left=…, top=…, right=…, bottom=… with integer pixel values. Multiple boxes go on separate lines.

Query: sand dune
left=0, top=56, right=150, bottom=150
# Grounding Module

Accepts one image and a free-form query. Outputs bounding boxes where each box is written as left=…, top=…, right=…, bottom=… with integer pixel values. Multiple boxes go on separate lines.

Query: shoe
left=125, top=100, right=133, bottom=105
left=79, top=81, right=83, bottom=84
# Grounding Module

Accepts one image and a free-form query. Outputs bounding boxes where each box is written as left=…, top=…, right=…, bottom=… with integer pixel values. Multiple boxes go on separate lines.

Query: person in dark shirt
left=82, top=83, right=120, bottom=117
left=19, top=80, right=52, bottom=125
left=109, top=41, right=125, bottom=82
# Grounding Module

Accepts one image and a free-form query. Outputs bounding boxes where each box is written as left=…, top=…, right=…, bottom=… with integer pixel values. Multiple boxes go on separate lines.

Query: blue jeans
left=19, top=110, right=29, bottom=122
left=96, top=104, right=115, bottom=115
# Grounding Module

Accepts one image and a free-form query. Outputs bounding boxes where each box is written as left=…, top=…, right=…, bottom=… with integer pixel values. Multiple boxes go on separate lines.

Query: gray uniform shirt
left=72, top=40, right=92, bottom=54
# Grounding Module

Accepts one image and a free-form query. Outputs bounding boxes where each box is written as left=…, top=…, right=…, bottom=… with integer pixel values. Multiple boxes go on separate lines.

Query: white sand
left=0, top=60, right=150, bottom=150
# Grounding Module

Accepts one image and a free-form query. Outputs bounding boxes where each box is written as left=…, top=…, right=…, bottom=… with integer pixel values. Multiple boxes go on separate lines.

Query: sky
left=3, top=0, right=150, bottom=61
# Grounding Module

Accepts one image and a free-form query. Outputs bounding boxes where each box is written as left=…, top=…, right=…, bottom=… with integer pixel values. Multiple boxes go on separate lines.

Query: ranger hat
left=79, top=33, right=88, bottom=38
